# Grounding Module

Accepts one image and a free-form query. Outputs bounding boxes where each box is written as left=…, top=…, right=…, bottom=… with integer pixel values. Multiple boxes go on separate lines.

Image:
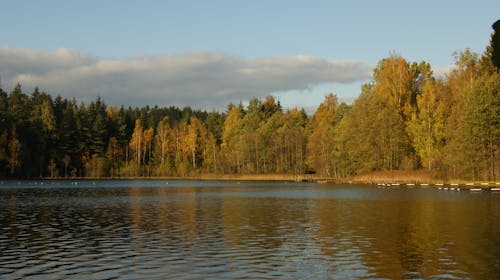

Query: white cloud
left=0, top=47, right=371, bottom=109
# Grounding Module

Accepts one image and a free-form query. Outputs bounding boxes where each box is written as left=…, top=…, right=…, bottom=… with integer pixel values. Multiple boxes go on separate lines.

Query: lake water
left=0, top=180, right=499, bottom=279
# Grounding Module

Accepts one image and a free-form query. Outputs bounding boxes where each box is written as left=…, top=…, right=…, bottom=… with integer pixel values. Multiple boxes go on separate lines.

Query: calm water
left=0, top=180, right=499, bottom=279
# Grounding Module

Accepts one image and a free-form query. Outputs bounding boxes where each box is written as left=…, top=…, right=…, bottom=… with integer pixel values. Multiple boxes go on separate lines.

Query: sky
left=1, top=0, right=498, bottom=112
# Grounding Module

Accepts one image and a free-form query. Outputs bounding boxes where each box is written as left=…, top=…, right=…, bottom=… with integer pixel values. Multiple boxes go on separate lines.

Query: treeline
left=1, top=44, right=499, bottom=181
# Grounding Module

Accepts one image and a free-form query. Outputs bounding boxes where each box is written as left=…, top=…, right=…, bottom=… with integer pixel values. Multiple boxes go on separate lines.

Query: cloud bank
left=0, top=46, right=370, bottom=109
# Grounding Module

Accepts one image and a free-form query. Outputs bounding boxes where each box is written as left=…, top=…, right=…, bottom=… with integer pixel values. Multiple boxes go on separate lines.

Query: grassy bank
left=42, top=173, right=308, bottom=182
left=339, top=170, right=498, bottom=185
left=144, top=173, right=307, bottom=181
left=340, top=170, right=440, bottom=184
left=38, top=170, right=497, bottom=185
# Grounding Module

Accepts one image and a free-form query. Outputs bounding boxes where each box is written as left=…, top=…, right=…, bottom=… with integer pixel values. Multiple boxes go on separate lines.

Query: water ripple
left=0, top=182, right=499, bottom=279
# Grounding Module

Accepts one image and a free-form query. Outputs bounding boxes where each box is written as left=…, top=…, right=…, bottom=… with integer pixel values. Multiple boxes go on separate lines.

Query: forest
left=0, top=33, right=498, bottom=181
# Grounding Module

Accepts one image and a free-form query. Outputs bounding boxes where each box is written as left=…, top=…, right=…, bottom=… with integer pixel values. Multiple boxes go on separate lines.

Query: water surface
left=0, top=180, right=499, bottom=279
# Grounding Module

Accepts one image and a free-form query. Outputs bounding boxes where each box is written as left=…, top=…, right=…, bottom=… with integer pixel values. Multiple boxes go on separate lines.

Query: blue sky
left=1, top=0, right=498, bottom=111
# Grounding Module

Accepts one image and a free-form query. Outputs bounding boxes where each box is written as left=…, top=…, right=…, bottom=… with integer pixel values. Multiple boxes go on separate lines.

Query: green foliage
left=307, top=93, right=339, bottom=177
left=407, top=80, right=445, bottom=170
left=1, top=26, right=498, bottom=180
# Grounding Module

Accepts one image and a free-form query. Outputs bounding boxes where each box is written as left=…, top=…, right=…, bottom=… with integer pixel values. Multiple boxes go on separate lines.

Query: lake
left=0, top=180, right=499, bottom=279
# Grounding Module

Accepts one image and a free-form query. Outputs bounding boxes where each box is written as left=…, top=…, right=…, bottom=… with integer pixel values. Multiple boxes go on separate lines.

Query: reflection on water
left=0, top=180, right=499, bottom=279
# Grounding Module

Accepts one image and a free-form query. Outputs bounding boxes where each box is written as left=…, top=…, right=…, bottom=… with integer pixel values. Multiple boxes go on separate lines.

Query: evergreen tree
left=492, top=20, right=500, bottom=68
left=0, top=88, right=9, bottom=176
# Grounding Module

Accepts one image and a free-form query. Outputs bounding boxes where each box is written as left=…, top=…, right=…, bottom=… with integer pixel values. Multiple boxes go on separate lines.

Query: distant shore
left=24, top=170, right=498, bottom=186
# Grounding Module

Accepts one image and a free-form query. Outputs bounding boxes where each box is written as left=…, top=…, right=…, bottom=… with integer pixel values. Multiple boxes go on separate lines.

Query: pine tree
left=492, top=20, right=500, bottom=68
left=0, top=88, right=9, bottom=176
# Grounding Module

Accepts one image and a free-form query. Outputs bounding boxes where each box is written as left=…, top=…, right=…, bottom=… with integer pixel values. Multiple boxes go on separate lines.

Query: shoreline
left=3, top=171, right=498, bottom=188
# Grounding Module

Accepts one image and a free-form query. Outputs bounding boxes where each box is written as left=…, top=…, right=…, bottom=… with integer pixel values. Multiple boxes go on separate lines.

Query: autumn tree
left=372, top=54, right=414, bottom=120
left=185, top=116, right=207, bottom=172
left=155, top=116, right=171, bottom=175
left=259, top=96, right=283, bottom=173
left=443, top=50, right=482, bottom=179
left=7, top=125, right=21, bottom=176
left=129, top=119, right=144, bottom=175
left=407, top=80, right=446, bottom=170
left=143, top=127, right=154, bottom=176
left=168, top=122, right=186, bottom=176
left=307, top=93, right=338, bottom=177
left=275, top=108, right=307, bottom=174
left=107, top=137, right=122, bottom=177
left=260, top=108, right=284, bottom=173
left=202, top=132, right=218, bottom=174
left=1, top=20, right=497, bottom=182
left=446, top=71, right=500, bottom=180
left=335, top=84, right=407, bottom=175
left=221, top=105, right=245, bottom=173
left=241, top=98, right=264, bottom=173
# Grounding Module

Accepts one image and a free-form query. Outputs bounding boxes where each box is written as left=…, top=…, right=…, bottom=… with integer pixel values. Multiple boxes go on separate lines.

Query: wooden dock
left=308, top=178, right=500, bottom=192
left=374, top=182, right=500, bottom=191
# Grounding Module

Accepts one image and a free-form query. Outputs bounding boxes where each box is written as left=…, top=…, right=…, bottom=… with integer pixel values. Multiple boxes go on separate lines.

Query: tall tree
left=443, top=49, right=482, bottom=179
left=202, top=132, right=218, bottom=174
left=185, top=116, right=207, bottom=171
left=8, top=83, right=30, bottom=125
left=221, top=105, right=245, bottom=173
left=31, top=93, right=57, bottom=177
left=372, top=54, right=414, bottom=120
left=129, top=119, right=144, bottom=174
left=307, top=93, right=338, bottom=177
left=492, top=20, right=500, bottom=68
left=450, top=72, right=500, bottom=180
left=8, top=125, right=21, bottom=176
left=58, top=100, right=81, bottom=176
left=336, top=84, right=407, bottom=174
left=275, top=108, right=307, bottom=174
left=156, top=116, right=171, bottom=168
left=0, top=88, right=9, bottom=176
left=143, top=127, right=154, bottom=175
left=106, top=137, right=122, bottom=177
left=407, top=80, right=445, bottom=170
left=242, top=98, right=264, bottom=173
